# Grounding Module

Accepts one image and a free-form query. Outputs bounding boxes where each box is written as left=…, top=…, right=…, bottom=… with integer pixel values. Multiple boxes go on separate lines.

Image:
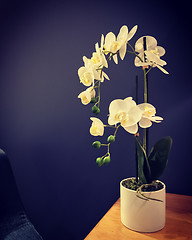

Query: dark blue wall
left=0, top=0, right=191, bottom=239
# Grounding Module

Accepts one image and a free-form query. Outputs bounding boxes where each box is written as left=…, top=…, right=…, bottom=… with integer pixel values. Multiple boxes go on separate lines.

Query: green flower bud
left=90, top=97, right=97, bottom=103
left=96, top=157, right=103, bottom=167
left=107, top=135, right=115, bottom=143
left=103, top=156, right=111, bottom=165
left=92, top=105, right=100, bottom=115
left=92, top=141, right=101, bottom=149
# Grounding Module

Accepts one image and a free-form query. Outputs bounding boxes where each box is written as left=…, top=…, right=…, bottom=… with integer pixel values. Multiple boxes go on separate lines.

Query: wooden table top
left=84, top=193, right=192, bottom=240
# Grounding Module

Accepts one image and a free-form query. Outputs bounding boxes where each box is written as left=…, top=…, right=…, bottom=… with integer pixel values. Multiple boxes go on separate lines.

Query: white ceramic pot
left=120, top=177, right=166, bottom=233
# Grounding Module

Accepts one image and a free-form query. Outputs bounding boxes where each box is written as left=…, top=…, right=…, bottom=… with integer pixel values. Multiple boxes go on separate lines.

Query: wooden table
left=84, top=193, right=192, bottom=240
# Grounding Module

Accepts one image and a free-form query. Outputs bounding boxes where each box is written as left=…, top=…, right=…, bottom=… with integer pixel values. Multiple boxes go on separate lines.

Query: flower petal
left=78, top=87, right=95, bottom=105
left=137, top=103, right=155, bottom=112
left=149, top=116, right=163, bottom=123
left=90, top=117, right=104, bottom=136
left=139, top=117, right=152, bottom=128
left=105, top=32, right=116, bottom=51
left=121, top=106, right=142, bottom=127
left=155, top=64, right=169, bottom=74
left=145, top=50, right=167, bottom=66
left=119, top=43, right=127, bottom=60
left=117, top=25, right=128, bottom=44
left=123, top=124, right=138, bottom=134
left=113, top=54, right=118, bottom=64
left=157, top=46, right=166, bottom=57
left=102, top=71, right=110, bottom=80
left=100, top=34, right=104, bottom=49
left=127, top=25, right=138, bottom=41
left=101, top=54, right=108, bottom=68
left=135, top=36, right=157, bottom=53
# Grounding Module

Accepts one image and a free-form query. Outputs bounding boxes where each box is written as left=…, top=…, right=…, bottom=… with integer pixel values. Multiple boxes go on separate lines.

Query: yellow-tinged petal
left=90, top=117, right=104, bottom=136
left=78, top=66, right=94, bottom=86
left=78, top=87, right=95, bottom=105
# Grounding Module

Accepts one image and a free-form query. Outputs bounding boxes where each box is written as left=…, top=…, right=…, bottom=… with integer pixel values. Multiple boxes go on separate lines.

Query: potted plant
left=77, top=25, right=172, bottom=232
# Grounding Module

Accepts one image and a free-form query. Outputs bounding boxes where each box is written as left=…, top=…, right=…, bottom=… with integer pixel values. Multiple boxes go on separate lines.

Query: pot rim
left=120, top=177, right=166, bottom=193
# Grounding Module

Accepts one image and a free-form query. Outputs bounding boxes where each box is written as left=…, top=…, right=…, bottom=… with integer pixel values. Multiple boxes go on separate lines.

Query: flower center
left=91, top=52, right=100, bottom=64
left=81, top=72, right=93, bottom=85
left=115, top=112, right=129, bottom=124
left=91, top=125, right=98, bottom=134
left=150, top=48, right=160, bottom=58
left=144, top=107, right=156, bottom=117
left=111, top=41, right=120, bottom=53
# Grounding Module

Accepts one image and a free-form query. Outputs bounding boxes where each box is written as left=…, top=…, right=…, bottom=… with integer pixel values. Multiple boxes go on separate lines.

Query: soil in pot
left=122, top=178, right=164, bottom=192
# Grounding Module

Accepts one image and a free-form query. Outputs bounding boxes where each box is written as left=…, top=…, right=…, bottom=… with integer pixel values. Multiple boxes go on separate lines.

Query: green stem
left=127, top=42, right=143, bottom=63
left=96, top=81, right=101, bottom=108
left=114, top=124, right=121, bottom=137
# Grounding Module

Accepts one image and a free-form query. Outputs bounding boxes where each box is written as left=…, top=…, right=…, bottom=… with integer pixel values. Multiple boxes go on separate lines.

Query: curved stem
left=127, top=42, right=143, bottom=63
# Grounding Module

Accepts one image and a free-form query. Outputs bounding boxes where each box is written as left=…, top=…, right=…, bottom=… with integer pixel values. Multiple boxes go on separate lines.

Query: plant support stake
left=143, top=36, right=149, bottom=156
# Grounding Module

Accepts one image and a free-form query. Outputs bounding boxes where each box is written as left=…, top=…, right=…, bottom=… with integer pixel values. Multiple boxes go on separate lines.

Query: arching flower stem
left=127, top=42, right=143, bottom=63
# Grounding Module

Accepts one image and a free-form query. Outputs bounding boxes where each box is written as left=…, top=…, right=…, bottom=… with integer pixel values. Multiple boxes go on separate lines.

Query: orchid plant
left=78, top=25, right=172, bottom=191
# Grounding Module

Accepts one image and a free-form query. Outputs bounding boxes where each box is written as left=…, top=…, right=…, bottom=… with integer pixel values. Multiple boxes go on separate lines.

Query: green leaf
left=148, top=136, right=172, bottom=181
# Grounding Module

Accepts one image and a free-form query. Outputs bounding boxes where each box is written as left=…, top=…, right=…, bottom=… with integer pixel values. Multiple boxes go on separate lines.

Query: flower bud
left=92, top=141, right=101, bottom=149
left=103, top=156, right=111, bottom=165
left=92, top=105, right=100, bottom=115
left=107, top=135, right=115, bottom=143
left=90, top=97, right=97, bottom=103
left=96, top=157, right=103, bottom=167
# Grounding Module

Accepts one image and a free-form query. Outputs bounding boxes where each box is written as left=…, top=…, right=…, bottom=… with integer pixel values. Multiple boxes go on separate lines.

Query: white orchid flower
left=137, top=103, right=163, bottom=128
left=90, top=117, right=104, bottom=136
left=134, top=36, right=168, bottom=74
left=78, top=66, right=94, bottom=86
left=104, top=25, right=138, bottom=64
left=83, top=56, right=110, bottom=83
left=144, top=50, right=169, bottom=74
left=108, top=97, right=142, bottom=134
left=92, top=34, right=108, bottom=68
left=78, top=87, right=96, bottom=105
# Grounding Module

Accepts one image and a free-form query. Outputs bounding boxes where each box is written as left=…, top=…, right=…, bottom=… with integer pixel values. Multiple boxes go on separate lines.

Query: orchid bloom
left=91, top=34, right=108, bottom=69
left=78, top=66, right=94, bottom=86
left=78, top=87, right=96, bottom=105
left=90, top=117, right=104, bottom=136
left=137, top=103, right=163, bottom=128
left=104, top=25, right=138, bottom=64
left=83, top=56, right=110, bottom=82
left=108, top=97, right=142, bottom=134
left=134, top=36, right=168, bottom=74
left=144, top=50, right=169, bottom=74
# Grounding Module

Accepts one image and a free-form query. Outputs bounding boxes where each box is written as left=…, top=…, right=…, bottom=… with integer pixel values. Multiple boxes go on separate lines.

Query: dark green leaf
left=148, top=136, right=172, bottom=181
